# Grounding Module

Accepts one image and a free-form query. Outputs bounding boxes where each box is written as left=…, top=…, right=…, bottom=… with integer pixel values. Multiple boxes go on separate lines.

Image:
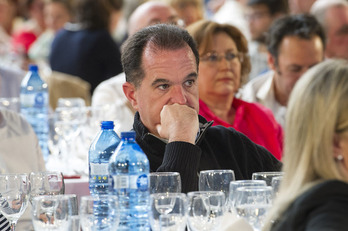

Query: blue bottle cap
left=101, top=121, right=114, bottom=129
left=28, top=64, right=38, bottom=72
left=121, top=131, right=136, bottom=139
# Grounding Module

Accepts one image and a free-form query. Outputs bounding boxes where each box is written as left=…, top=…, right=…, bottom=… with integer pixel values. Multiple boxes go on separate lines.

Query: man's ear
left=267, top=52, right=276, bottom=71
left=123, top=82, right=138, bottom=111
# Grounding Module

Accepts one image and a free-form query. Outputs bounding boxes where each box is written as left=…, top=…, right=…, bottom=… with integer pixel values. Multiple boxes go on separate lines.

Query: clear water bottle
left=109, top=131, right=150, bottom=230
left=20, top=64, right=49, bottom=161
left=89, top=121, right=120, bottom=195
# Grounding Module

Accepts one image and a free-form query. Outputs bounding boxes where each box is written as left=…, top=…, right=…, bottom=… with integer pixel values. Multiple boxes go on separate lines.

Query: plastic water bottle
left=109, top=131, right=150, bottom=230
left=20, top=64, right=49, bottom=160
left=89, top=121, right=120, bottom=195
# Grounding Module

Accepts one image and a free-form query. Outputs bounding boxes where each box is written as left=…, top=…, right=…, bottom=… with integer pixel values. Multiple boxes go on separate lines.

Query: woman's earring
left=335, top=155, right=344, bottom=161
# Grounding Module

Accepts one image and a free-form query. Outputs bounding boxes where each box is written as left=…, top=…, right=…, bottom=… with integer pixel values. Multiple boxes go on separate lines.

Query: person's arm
left=156, top=104, right=200, bottom=193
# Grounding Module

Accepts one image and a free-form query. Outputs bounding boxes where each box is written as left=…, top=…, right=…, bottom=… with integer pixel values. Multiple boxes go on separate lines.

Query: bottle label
left=113, top=174, right=148, bottom=192
left=20, top=92, right=48, bottom=107
left=90, top=163, right=109, bottom=175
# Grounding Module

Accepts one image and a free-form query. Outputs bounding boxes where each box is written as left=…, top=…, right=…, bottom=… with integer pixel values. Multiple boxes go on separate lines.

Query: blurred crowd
left=1, top=0, right=348, bottom=230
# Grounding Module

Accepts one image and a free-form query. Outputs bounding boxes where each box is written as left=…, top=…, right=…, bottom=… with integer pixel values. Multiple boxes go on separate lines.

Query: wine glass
left=199, top=169, right=235, bottom=209
left=31, top=194, right=74, bottom=231
left=54, top=107, right=87, bottom=175
left=234, top=186, right=273, bottom=231
left=251, top=172, right=284, bottom=186
left=271, top=176, right=283, bottom=198
left=149, top=193, right=187, bottom=231
left=0, top=174, right=30, bottom=231
left=229, top=180, right=267, bottom=213
left=29, top=172, right=65, bottom=202
left=57, top=98, right=86, bottom=108
left=149, top=172, right=182, bottom=194
left=187, top=191, right=225, bottom=231
left=79, top=195, right=119, bottom=231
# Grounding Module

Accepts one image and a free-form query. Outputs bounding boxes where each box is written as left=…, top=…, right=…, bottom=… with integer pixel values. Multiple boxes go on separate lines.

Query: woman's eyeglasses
left=200, top=51, right=244, bottom=63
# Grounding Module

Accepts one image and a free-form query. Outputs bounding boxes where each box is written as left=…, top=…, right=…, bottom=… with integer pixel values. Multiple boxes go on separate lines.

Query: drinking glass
left=149, top=172, right=182, bottom=194
left=229, top=180, right=267, bottom=213
left=64, top=194, right=79, bottom=231
left=54, top=107, right=87, bottom=174
left=0, top=174, right=29, bottom=231
left=187, top=191, right=225, bottom=231
left=29, top=172, right=65, bottom=202
left=199, top=169, right=235, bottom=208
left=79, top=195, right=119, bottom=231
left=149, top=193, right=187, bottom=231
left=251, top=172, right=284, bottom=186
left=31, top=194, right=73, bottom=231
left=57, top=98, right=86, bottom=108
left=271, top=176, right=283, bottom=198
left=234, top=186, right=273, bottom=231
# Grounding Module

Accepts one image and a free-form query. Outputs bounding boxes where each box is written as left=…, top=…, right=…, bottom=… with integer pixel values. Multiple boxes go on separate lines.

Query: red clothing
left=199, top=98, right=283, bottom=160
left=11, top=31, right=37, bottom=53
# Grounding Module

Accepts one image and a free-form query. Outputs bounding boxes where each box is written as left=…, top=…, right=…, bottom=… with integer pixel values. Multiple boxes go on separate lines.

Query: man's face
left=125, top=45, right=199, bottom=136
left=246, top=4, right=273, bottom=41
left=325, top=6, right=348, bottom=60
left=270, top=35, right=324, bottom=105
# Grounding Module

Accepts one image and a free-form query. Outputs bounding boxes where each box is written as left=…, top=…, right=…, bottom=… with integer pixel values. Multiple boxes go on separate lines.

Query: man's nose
left=169, top=85, right=187, bottom=105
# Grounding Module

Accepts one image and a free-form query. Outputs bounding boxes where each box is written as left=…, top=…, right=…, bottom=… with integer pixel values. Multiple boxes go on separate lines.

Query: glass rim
left=230, top=180, right=267, bottom=185
left=150, top=192, right=186, bottom=198
left=235, top=186, right=273, bottom=192
left=187, top=191, right=225, bottom=197
left=149, top=172, right=180, bottom=176
left=199, top=169, right=234, bottom=174
left=80, top=195, right=118, bottom=201
left=252, top=171, right=284, bottom=175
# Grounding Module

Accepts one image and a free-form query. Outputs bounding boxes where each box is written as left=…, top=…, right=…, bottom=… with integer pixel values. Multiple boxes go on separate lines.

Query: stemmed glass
left=251, top=172, right=284, bottom=186
left=234, top=186, right=273, bottom=231
left=229, top=180, right=267, bottom=213
left=271, top=176, right=283, bottom=198
left=149, top=172, right=182, bottom=194
left=199, top=169, right=235, bottom=209
left=31, top=194, right=75, bottom=231
left=29, top=172, right=65, bottom=202
left=79, top=195, right=119, bottom=231
left=149, top=193, right=187, bottom=231
left=0, top=174, right=30, bottom=231
left=187, top=191, right=225, bottom=231
left=54, top=107, right=87, bottom=175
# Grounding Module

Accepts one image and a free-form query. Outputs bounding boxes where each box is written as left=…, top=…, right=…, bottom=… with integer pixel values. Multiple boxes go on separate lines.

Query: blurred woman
left=29, top=0, right=73, bottom=63
left=49, top=0, right=123, bottom=94
left=263, top=59, right=348, bottom=230
left=187, top=20, right=283, bottom=160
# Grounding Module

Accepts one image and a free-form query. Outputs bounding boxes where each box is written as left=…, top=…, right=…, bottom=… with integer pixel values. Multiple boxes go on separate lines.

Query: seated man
left=241, top=14, right=325, bottom=127
left=92, top=1, right=182, bottom=132
left=121, top=24, right=282, bottom=193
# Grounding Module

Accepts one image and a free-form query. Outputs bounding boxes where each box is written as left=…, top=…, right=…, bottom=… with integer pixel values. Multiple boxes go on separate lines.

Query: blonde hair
left=186, top=20, right=251, bottom=86
left=263, top=59, right=348, bottom=230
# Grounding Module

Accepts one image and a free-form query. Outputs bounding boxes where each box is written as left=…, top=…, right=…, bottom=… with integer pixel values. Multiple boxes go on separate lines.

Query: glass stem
left=9, top=220, right=17, bottom=231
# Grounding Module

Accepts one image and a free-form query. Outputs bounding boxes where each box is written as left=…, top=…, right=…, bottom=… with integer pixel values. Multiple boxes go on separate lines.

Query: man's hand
left=156, top=104, right=199, bottom=144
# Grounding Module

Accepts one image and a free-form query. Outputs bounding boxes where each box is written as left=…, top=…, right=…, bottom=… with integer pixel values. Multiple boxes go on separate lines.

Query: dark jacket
left=50, top=27, right=122, bottom=94
left=133, top=112, right=282, bottom=193
left=270, top=180, right=348, bottom=231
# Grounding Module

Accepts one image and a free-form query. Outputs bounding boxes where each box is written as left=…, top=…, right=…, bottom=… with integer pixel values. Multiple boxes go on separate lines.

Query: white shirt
left=240, top=70, right=287, bottom=127
left=92, top=72, right=135, bottom=133
left=0, top=109, right=46, bottom=173
left=0, top=109, right=46, bottom=225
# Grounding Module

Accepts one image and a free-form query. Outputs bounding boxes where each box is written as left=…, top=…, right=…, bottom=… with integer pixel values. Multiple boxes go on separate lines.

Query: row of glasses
left=0, top=171, right=65, bottom=231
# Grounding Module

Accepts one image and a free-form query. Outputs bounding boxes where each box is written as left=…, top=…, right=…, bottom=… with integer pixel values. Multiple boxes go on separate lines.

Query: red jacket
left=199, top=98, right=283, bottom=160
